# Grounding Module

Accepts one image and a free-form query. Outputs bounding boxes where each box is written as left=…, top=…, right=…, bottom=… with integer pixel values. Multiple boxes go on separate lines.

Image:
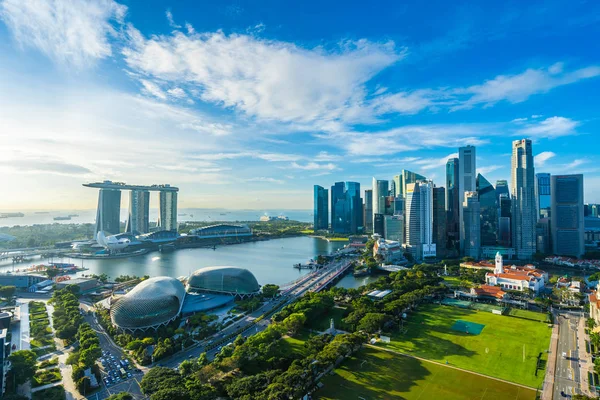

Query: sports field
left=315, top=346, right=536, bottom=400
left=383, top=304, right=551, bottom=387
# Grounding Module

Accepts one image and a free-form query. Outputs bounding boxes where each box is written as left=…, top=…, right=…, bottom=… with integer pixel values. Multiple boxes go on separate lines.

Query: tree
left=8, top=350, right=37, bottom=385
left=281, top=313, right=307, bottom=335
left=587, top=318, right=596, bottom=330
left=45, top=268, right=61, bottom=279
left=261, top=284, right=280, bottom=298
left=140, top=367, right=182, bottom=395
left=150, top=388, right=190, bottom=400
left=80, top=345, right=102, bottom=368
left=0, top=285, right=16, bottom=299
left=357, top=313, right=388, bottom=333
left=77, top=376, right=92, bottom=395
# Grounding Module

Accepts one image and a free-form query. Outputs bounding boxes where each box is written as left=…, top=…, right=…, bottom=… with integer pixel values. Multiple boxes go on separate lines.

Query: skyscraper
left=384, top=214, right=404, bottom=243
left=364, top=189, right=373, bottom=233
left=405, top=181, right=436, bottom=260
left=395, top=170, right=427, bottom=198
left=313, top=185, right=329, bottom=230
left=535, top=173, right=551, bottom=219
left=511, top=139, right=537, bottom=260
left=433, top=186, right=447, bottom=258
left=158, top=190, right=178, bottom=232
left=498, top=194, right=512, bottom=247
left=126, top=190, right=150, bottom=234
left=459, top=146, right=476, bottom=252
left=446, top=158, right=460, bottom=254
left=373, top=213, right=385, bottom=236
left=372, top=178, right=389, bottom=228
left=477, top=174, right=498, bottom=247
left=95, top=188, right=121, bottom=236
left=551, top=174, right=584, bottom=258
left=331, top=181, right=362, bottom=234
left=463, top=191, right=481, bottom=259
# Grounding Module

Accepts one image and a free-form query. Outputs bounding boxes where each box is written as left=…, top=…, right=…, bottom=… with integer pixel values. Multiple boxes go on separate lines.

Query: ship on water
left=53, top=216, right=72, bottom=221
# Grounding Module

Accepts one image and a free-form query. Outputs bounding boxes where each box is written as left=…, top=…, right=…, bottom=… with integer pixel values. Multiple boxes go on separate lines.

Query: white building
left=485, top=252, right=547, bottom=293
left=405, top=181, right=436, bottom=260
left=373, top=238, right=405, bottom=263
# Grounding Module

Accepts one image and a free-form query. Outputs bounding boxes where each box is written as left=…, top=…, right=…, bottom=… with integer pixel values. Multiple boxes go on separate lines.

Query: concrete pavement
left=542, top=319, right=559, bottom=400
left=553, top=312, right=582, bottom=399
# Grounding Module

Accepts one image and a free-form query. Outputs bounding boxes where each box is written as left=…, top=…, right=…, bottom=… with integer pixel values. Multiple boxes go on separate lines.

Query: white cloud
left=511, top=117, right=528, bottom=123
left=290, top=162, right=337, bottom=171
left=518, top=116, right=580, bottom=138
left=167, top=87, right=186, bottom=98
left=454, top=64, right=600, bottom=109
left=477, top=165, right=502, bottom=175
left=413, top=153, right=458, bottom=171
left=122, top=27, right=404, bottom=125
left=314, top=151, right=342, bottom=162
left=564, top=159, right=586, bottom=170
left=0, top=0, right=126, bottom=67
left=245, top=176, right=284, bottom=184
left=534, top=151, right=556, bottom=168
left=165, top=10, right=181, bottom=29
left=140, top=79, right=167, bottom=99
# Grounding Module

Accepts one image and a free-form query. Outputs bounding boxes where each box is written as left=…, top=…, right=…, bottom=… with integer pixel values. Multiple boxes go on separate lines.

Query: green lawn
left=282, top=336, right=310, bottom=357
left=316, top=347, right=536, bottom=400
left=442, top=276, right=463, bottom=287
left=381, top=304, right=551, bottom=387
left=32, top=385, right=66, bottom=400
left=507, top=308, right=550, bottom=323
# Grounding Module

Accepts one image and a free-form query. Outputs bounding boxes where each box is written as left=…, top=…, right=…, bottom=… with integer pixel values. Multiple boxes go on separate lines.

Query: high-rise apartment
left=459, top=146, right=477, bottom=252
left=158, top=190, right=178, bottom=232
left=313, top=185, right=329, bottom=230
left=433, top=186, right=447, bottom=258
left=477, top=174, right=498, bottom=247
left=511, top=139, right=537, bottom=260
left=446, top=158, right=460, bottom=253
left=405, top=181, right=436, bottom=260
left=364, top=189, right=373, bottom=233
left=535, top=173, right=552, bottom=219
left=95, top=188, right=121, bottom=236
left=126, top=190, right=150, bottom=234
left=463, top=191, right=481, bottom=259
left=551, top=175, right=584, bottom=258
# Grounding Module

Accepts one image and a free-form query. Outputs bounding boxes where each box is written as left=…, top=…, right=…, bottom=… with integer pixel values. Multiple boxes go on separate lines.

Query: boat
left=68, top=214, right=79, bottom=217
left=0, top=212, right=24, bottom=218
left=53, top=216, right=71, bottom=221
left=159, top=243, right=176, bottom=253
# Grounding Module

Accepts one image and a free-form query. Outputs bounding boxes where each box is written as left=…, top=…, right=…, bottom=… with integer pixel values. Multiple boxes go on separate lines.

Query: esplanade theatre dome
left=187, top=266, right=260, bottom=296
left=110, top=276, right=186, bottom=332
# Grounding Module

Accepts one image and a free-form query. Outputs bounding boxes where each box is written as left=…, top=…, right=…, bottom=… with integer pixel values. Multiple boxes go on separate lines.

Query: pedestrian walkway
left=577, top=317, right=595, bottom=397
left=542, top=318, right=559, bottom=400
left=31, top=380, right=64, bottom=393
left=19, top=300, right=31, bottom=350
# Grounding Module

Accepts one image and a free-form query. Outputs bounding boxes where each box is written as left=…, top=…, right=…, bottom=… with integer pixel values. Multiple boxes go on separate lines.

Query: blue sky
left=0, top=0, right=599, bottom=210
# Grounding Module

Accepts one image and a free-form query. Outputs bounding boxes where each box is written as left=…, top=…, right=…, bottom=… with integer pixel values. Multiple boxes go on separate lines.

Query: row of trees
left=67, top=323, right=102, bottom=394
left=50, top=287, right=84, bottom=341
left=0, top=223, right=96, bottom=249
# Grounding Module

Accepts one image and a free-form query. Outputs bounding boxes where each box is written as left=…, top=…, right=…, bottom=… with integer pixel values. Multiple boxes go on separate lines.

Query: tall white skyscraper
left=405, top=180, right=436, bottom=260
left=126, top=190, right=150, bottom=234
left=458, top=146, right=477, bottom=251
left=159, top=190, right=178, bottom=232
left=511, top=139, right=536, bottom=260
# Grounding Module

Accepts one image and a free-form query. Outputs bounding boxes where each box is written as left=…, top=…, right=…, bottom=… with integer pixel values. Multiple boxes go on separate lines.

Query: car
left=127, top=373, right=132, bottom=378
left=188, top=354, right=193, bottom=358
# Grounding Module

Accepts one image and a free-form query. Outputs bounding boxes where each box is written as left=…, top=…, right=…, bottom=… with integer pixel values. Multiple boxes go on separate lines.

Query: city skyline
left=1, top=0, right=600, bottom=211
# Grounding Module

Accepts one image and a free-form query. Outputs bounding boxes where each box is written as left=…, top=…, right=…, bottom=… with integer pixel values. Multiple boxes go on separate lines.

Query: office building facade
left=498, top=194, right=512, bottom=247
left=535, top=173, right=552, bottom=219
left=126, top=190, right=150, bottom=234
left=373, top=213, right=385, bottom=236
left=394, top=170, right=427, bottom=199
left=551, top=175, right=585, bottom=258
left=372, top=178, right=389, bottom=228
left=496, top=180, right=509, bottom=202
left=313, top=185, right=329, bottom=230
left=159, top=190, right=178, bottom=232
left=331, top=181, right=362, bottom=234
left=364, top=189, right=373, bottom=233
left=463, top=191, right=481, bottom=259
left=477, top=174, right=498, bottom=247
left=95, top=188, right=122, bottom=236
left=511, top=139, right=537, bottom=260
left=405, top=181, right=436, bottom=260
left=459, top=146, right=477, bottom=252
left=433, top=186, right=447, bottom=258
left=446, top=158, right=460, bottom=253
left=384, top=214, right=404, bottom=243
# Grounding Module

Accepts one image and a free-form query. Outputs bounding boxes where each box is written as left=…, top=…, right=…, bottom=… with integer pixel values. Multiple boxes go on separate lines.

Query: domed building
left=110, top=277, right=186, bottom=332
left=186, top=266, right=260, bottom=298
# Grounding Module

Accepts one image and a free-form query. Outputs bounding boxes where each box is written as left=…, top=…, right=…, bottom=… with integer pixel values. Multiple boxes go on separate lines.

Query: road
left=554, top=312, right=582, bottom=399
left=160, top=258, right=353, bottom=369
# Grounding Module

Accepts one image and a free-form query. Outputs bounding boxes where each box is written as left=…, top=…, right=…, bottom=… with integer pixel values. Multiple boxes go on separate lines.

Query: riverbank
left=310, top=235, right=350, bottom=242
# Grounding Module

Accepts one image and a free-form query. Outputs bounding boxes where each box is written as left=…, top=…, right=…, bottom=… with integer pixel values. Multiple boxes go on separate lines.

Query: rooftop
left=83, top=180, right=179, bottom=192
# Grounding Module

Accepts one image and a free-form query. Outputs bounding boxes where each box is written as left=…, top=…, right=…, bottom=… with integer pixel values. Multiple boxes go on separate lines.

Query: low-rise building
left=373, top=239, right=405, bottom=264
left=485, top=252, right=547, bottom=294
left=460, top=260, right=495, bottom=271
left=589, top=290, right=600, bottom=326
left=55, top=278, right=99, bottom=292
left=470, top=285, right=508, bottom=300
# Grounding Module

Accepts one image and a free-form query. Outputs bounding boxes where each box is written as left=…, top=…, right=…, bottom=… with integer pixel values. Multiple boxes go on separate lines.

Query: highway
left=159, top=258, right=353, bottom=369
left=554, top=312, right=582, bottom=399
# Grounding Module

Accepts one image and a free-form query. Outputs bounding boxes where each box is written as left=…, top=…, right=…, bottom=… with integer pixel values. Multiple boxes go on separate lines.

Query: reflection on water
left=2, top=237, right=377, bottom=287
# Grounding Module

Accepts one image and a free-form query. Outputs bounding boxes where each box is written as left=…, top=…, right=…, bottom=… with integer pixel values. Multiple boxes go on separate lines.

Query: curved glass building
left=110, top=277, right=186, bottom=332
left=187, top=266, right=260, bottom=298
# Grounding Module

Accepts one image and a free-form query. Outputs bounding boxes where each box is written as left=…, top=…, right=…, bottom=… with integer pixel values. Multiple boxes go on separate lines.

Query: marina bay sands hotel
left=83, top=181, right=179, bottom=236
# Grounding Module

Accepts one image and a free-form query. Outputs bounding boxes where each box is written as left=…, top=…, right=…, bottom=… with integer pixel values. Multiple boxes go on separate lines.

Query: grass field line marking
left=370, top=345, right=537, bottom=391
left=479, top=387, right=488, bottom=400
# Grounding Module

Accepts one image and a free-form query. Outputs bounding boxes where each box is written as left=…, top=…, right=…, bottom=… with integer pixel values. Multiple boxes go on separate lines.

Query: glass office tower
left=477, top=174, right=498, bottom=247
left=313, top=185, right=329, bottom=230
